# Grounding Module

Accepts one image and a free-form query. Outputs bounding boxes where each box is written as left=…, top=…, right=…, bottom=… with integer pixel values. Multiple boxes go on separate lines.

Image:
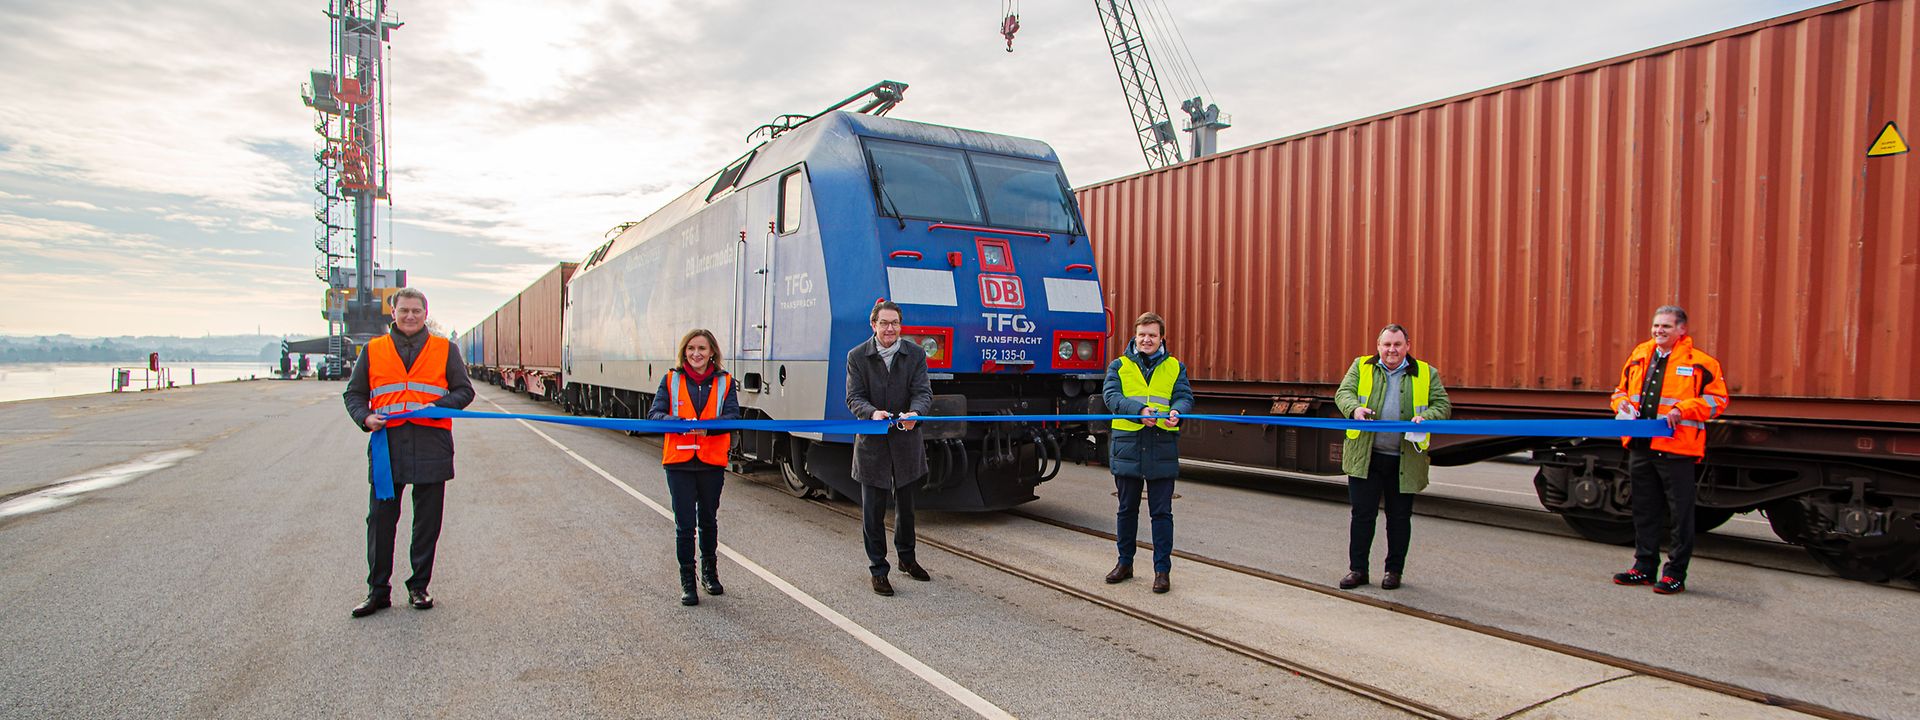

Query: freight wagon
left=471, top=263, right=576, bottom=400
left=1077, top=0, right=1920, bottom=582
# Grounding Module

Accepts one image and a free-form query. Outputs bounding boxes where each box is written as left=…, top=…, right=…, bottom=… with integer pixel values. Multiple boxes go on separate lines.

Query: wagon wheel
left=1535, top=465, right=1637, bottom=545
left=1693, top=506, right=1736, bottom=533
left=1767, top=499, right=1920, bottom=582
left=780, top=437, right=822, bottom=498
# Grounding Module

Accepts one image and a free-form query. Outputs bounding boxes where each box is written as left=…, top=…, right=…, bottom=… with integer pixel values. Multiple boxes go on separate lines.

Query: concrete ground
left=0, top=381, right=1908, bottom=719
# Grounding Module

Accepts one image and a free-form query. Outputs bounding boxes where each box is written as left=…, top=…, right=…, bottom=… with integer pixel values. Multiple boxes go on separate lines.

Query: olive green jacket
left=1333, top=355, right=1452, bottom=492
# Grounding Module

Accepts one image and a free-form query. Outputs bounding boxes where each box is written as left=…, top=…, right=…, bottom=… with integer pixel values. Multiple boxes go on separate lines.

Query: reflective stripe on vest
left=1112, top=355, right=1182, bottom=433
left=367, top=334, right=453, bottom=430
left=1344, top=355, right=1434, bottom=452
left=663, top=370, right=732, bottom=467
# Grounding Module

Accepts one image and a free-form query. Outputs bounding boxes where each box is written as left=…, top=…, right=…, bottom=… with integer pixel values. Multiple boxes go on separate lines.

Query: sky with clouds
left=0, top=0, right=1826, bottom=338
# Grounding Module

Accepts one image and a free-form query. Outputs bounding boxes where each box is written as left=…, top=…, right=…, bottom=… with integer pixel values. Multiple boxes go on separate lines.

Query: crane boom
left=1092, top=0, right=1183, bottom=169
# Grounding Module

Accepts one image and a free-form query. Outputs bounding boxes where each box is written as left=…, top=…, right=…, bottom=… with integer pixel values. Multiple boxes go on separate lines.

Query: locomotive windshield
left=864, top=138, right=1078, bottom=234
left=866, top=140, right=985, bottom=224
left=971, top=154, right=1077, bottom=233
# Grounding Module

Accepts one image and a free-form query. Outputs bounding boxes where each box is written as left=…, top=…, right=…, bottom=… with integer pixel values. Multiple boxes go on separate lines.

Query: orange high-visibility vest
left=1611, top=335, right=1729, bottom=459
left=663, top=369, right=732, bottom=466
left=367, top=334, right=453, bottom=430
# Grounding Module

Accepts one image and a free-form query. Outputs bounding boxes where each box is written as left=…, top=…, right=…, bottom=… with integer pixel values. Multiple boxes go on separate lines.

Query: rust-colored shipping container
left=481, top=311, right=500, bottom=371
left=516, top=263, right=577, bottom=372
left=1079, top=0, right=1920, bottom=424
left=496, top=295, right=523, bottom=369
left=1079, top=0, right=1920, bottom=581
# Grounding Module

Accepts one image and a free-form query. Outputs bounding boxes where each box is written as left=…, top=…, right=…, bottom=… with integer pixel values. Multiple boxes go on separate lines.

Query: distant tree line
left=0, top=337, right=281, bottom=364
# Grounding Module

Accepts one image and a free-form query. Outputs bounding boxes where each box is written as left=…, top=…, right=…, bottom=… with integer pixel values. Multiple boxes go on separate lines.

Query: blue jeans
left=665, top=467, right=724, bottom=568
left=1114, top=475, right=1174, bottom=573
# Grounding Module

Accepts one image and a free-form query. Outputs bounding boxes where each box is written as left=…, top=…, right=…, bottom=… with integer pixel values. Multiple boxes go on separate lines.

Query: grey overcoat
left=844, top=337, right=933, bottom=489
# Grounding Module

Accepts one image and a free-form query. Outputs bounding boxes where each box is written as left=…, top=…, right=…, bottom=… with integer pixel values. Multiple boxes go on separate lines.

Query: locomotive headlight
left=917, top=336, right=940, bottom=358
left=1058, top=340, right=1074, bottom=360
left=1076, top=340, right=1096, bottom=361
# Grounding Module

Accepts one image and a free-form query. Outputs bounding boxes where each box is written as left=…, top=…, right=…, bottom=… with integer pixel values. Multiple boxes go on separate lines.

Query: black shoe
left=351, top=594, right=391, bottom=618
left=1151, top=572, right=1170, bottom=594
left=700, top=558, right=725, bottom=596
left=1652, top=575, right=1687, bottom=595
left=1338, top=571, right=1369, bottom=590
left=680, top=566, right=699, bottom=606
left=1613, top=568, right=1655, bottom=586
left=871, top=575, right=894, bottom=596
left=407, top=589, right=434, bottom=610
left=1105, top=563, right=1134, bottom=584
left=899, top=560, right=931, bottom=582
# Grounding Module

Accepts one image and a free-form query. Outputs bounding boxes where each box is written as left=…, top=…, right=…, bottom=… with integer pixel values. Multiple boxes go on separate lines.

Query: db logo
left=979, top=274, right=1025, bottom=309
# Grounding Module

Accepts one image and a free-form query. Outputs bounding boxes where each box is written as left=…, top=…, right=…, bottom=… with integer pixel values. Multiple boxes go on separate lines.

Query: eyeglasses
left=874, top=320, right=902, bottom=327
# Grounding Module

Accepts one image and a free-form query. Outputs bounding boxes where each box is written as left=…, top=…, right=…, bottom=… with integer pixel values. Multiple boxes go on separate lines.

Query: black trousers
left=1348, top=452, right=1416, bottom=574
left=1628, top=448, right=1699, bottom=579
left=861, top=482, right=917, bottom=577
left=366, top=481, right=445, bottom=596
left=665, top=467, right=725, bottom=568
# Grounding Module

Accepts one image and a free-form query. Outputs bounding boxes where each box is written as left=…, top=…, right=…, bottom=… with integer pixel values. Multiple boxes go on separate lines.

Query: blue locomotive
left=560, top=83, right=1110, bottom=510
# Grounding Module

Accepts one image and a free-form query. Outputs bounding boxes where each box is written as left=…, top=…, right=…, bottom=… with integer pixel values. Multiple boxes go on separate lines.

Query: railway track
left=542, top=399, right=1889, bottom=718
left=721, top=464, right=1872, bottom=720
left=1175, top=460, right=1920, bottom=592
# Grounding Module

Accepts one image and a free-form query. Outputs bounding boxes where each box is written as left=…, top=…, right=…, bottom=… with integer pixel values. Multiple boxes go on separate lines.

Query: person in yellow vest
left=342, top=288, right=475, bottom=618
left=1333, top=323, right=1451, bottom=591
left=1101, top=312, right=1193, bottom=594
left=647, top=329, right=742, bottom=606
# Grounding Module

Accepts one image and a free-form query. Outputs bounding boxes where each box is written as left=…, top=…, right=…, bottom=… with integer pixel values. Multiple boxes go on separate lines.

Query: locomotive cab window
left=970, top=153, right=1076, bottom=234
left=707, top=150, right=757, bottom=202
left=864, top=139, right=983, bottom=224
left=778, top=169, right=805, bottom=235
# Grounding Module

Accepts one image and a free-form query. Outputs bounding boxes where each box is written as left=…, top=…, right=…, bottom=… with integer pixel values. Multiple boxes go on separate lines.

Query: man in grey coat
left=845, top=301, right=933, bottom=597
left=1102, top=312, right=1194, bottom=594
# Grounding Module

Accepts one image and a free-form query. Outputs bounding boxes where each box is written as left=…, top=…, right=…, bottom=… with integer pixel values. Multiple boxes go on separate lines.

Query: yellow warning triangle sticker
left=1868, top=121, right=1908, bottom=157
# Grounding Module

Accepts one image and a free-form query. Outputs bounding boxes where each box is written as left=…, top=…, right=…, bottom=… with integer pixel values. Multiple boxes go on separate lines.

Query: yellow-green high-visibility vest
left=1345, top=355, right=1434, bottom=452
left=1112, top=355, right=1182, bottom=433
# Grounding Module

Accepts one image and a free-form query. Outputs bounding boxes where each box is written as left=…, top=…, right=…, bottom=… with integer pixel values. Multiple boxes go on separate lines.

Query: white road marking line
left=0, top=448, right=201, bottom=519
left=485, top=398, right=1014, bottom=720
left=1426, top=481, right=1538, bottom=497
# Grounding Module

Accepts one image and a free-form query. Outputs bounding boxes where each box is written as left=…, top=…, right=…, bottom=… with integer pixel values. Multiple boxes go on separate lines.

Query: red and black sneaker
left=1612, top=568, right=1654, bottom=586
left=1652, top=575, right=1686, bottom=594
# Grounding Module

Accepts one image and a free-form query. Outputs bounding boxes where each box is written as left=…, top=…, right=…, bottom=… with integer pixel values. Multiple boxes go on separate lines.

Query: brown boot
left=1105, top=563, right=1133, bottom=584
left=1151, top=572, right=1170, bottom=594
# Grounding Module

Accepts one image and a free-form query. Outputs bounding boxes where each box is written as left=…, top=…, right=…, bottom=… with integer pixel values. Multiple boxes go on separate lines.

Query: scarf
left=681, top=364, right=715, bottom=385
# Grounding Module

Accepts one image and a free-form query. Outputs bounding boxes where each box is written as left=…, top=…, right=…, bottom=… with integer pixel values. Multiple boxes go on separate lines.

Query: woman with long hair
left=646, top=328, right=741, bottom=606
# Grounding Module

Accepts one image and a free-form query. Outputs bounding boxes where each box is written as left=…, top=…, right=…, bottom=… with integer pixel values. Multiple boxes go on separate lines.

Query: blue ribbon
left=369, top=428, right=394, bottom=501
left=386, top=406, right=1672, bottom=439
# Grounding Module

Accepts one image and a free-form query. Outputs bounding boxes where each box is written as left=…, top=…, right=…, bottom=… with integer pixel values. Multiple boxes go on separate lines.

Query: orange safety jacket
left=1610, top=335, right=1728, bottom=459
left=663, top=369, right=732, bottom=467
left=367, top=334, right=454, bottom=430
